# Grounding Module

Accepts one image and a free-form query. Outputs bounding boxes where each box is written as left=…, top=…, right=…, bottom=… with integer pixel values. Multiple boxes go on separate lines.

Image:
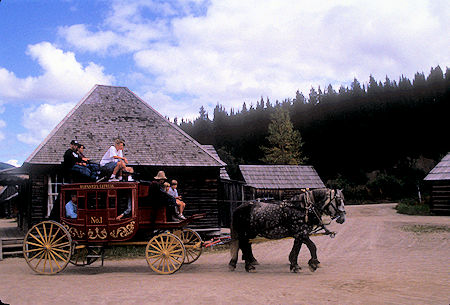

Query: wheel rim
left=174, top=229, right=202, bottom=264
left=146, top=233, right=185, bottom=274
left=23, top=221, right=72, bottom=275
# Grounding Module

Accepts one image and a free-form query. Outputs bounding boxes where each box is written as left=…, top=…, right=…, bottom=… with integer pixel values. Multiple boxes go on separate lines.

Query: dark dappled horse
left=229, top=188, right=346, bottom=272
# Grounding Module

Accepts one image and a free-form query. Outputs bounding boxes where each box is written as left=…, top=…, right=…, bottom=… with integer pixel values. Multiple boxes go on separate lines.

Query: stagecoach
left=22, top=181, right=205, bottom=275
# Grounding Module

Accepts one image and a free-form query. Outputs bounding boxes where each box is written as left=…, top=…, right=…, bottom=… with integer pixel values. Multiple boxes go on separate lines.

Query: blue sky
left=0, top=0, right=448, bottom=167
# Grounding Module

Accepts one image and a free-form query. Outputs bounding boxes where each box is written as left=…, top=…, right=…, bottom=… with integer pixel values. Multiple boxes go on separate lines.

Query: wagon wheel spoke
left=28, top=249, right=45, bottom=262
left=28, top=233, right=45, bottom=246
left=49, top=227, right=61, bottom=244
left=23, top=221, right=72, bottom=275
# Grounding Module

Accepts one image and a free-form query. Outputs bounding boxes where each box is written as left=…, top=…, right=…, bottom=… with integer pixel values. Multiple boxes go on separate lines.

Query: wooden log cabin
left=239, top=165, right=325, bottom=201
left=424, top=152, right=450, bottom=215
left=17, top=85, right=226, bottom=234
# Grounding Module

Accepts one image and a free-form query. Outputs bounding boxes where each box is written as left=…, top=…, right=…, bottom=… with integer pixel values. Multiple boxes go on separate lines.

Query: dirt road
left=0, top=204, right=449, bottom=305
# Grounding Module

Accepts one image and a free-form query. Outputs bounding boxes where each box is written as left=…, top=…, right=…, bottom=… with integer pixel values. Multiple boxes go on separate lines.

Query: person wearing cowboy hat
left=149, top=171, right=184, bottom=222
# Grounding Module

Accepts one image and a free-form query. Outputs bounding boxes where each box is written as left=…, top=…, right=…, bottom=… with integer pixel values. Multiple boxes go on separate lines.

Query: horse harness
left=303, top=189, right=342, bottom=237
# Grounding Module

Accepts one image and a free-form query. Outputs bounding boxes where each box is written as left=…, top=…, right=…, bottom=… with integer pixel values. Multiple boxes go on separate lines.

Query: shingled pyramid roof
left=25, top=85, right=225, bottom=167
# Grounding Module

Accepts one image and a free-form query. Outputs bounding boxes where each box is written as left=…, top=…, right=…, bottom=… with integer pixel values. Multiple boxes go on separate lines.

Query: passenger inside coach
left=65, top=194, right=78, bottom=218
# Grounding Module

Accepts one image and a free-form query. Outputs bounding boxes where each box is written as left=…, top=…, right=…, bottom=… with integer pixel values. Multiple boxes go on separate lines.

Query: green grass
left=395, top=201, right=431, bottom=216
left=401, top=224, right=450, bottom=234
left=104, top=246, right=146, bottom=259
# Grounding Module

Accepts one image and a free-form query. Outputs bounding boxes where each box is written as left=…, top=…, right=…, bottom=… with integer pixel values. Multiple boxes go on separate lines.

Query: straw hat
left=154, top=171, right=167, bottom=180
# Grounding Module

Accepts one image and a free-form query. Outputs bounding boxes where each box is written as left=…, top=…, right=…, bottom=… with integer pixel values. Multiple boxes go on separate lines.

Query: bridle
left=320, top=189, right=346, bottom=221
left=306, top=189, right=345, bottom=237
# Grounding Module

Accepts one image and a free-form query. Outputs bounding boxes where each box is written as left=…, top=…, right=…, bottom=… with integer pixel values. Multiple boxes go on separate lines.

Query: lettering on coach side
left=79, top=184, right=114, bottom=190
left=90, top=216, right=103, bottom=224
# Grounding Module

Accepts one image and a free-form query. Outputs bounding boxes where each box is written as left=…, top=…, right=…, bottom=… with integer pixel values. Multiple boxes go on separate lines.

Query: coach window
left=77, top=192, right=86, bottom=210
left=87, top=192, right=96, bottom=209
left=98, top=191, right=107, bottom=209
left=117, top=189, right=132, bottom=218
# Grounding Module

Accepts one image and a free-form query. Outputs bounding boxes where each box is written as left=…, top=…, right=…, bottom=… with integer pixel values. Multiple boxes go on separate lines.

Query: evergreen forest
left=178, top=66, right=449, bottom=202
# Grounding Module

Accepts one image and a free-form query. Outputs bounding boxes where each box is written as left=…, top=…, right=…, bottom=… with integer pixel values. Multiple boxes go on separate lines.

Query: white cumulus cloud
left=17, top=103, right=74, bottom=145
left=0, top=42, right=115, bottom=103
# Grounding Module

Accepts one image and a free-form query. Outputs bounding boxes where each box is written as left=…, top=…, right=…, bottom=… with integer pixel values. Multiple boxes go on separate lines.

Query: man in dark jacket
left=63, top=140, right=94, bottom=180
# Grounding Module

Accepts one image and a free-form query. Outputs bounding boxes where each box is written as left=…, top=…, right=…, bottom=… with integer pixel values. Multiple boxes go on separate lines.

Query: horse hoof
left=245, top=265, right=256, bottom=272
left=290, top=266, right=301, bottom=273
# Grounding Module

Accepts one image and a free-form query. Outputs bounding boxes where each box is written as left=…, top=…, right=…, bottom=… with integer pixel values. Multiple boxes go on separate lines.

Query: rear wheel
left=174, top=228, right=203, bottom=264
left=23, top=221, right=72, bottom=275
left=145, top=233, right=185, bottom=274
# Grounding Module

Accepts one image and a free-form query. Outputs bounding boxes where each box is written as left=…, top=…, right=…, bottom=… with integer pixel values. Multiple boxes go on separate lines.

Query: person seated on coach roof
left=77, top=143, right=100, bottom=177
left=65, top=194, right=78, bottom=219
left=63, top=140, right=96, bottom=181
left=100, top=138, right=134, bottom=182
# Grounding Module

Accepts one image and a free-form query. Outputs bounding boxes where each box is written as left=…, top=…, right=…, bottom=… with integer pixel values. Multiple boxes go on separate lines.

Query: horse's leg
left=242, top=241, right=259, bottom=265
left=228, top=239, right=239, bottom=271
left=303, top=236, right=320, bottom=272
left=239, top=239, right=256, bottom=272
left=288, top=237, right=303, bottom=273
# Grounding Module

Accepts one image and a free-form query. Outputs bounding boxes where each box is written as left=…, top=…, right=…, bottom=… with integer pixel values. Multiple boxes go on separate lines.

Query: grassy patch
left=395, top=200, right=431, bottom=216
left=104, top=246, right=146, bottom=259
left=401, top=224, right=450, bottom=234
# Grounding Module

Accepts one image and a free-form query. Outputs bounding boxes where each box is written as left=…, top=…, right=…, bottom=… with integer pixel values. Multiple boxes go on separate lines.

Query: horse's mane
left=288, top=188, right=331, bottom=209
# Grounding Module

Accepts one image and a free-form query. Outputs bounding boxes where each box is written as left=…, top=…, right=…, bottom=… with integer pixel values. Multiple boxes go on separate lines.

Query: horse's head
left=321, top=189, right=346, bottom=224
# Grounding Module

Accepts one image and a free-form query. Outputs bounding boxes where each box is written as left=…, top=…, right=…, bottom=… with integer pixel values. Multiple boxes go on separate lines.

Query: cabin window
left=47, top=174, right=65, bottom=217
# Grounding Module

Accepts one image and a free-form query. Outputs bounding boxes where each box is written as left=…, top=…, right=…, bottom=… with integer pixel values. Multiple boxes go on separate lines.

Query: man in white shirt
left=100, top=139, right=134, bottom=182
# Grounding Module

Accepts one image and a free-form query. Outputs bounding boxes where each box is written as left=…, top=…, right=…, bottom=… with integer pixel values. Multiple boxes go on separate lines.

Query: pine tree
left=260, top=108, right=307, bottom=165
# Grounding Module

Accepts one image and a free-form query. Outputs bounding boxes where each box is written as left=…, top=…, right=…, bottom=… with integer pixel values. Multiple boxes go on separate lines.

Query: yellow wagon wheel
left=23, top=221, right=73, bottom=275
left=145, top=233, right=185, bottom=275
left=174, top=228, right=203, bottom=264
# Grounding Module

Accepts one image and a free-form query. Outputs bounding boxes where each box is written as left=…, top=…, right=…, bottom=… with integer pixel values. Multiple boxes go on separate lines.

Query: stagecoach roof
left=239, top=165, right=325, bottom=189
left=424, top=152, right=450, bottom=181
left=24, top=85, right=225, bottom=167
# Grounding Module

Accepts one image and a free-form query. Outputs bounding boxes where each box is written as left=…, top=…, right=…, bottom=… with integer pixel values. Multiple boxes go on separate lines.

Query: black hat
left=70, top=140, right=78, bottom=145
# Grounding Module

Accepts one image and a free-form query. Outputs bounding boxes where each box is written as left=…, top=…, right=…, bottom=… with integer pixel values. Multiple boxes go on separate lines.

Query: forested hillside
left=179, top=66, right=449, bottom=201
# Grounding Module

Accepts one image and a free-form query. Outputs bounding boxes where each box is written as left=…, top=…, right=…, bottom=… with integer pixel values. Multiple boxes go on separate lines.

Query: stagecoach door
left=85, top=190, right=109, bottom=242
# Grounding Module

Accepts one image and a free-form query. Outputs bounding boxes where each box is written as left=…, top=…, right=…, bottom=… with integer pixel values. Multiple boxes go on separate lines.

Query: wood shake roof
left=424, top=152, right=450, bottom=181
left=239, top=165, right=325, bottom=189
left=202, top=145, right=230, bottom=180
left=25, top=85, right=225, bottom=167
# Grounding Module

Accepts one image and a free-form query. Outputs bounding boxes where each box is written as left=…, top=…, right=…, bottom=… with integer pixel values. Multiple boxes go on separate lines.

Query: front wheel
left=23, top=221, right=73, bottom=275
left=145, top=233, right=185, bottom=274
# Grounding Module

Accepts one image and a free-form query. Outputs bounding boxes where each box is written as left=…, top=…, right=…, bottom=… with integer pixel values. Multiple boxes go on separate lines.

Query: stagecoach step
left=85, top=246, right=105, bottom=266
left=0, top=238, right=23, bottom=260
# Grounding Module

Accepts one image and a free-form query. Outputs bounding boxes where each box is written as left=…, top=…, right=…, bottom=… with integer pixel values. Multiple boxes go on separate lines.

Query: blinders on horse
left=321, top=189, right=346, bottom=223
